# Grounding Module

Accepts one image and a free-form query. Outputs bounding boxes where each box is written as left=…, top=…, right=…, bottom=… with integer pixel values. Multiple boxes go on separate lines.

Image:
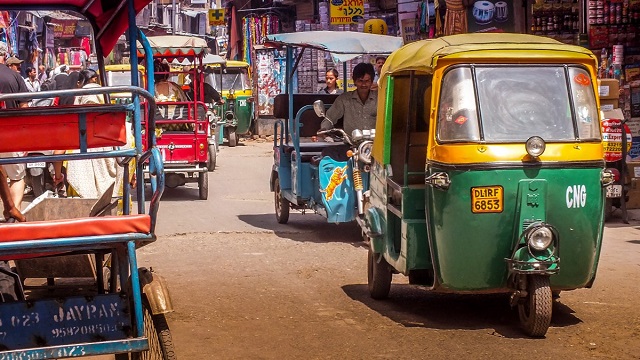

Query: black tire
left=198, top=172, right=208, bottom=200
left=367, top=247, right=392, bottom=299
left=274, top=177, right=289, bottom=224
left=518, top=275, right=552, bottom=337
left=131, top=304, right=177, bottom=360
left=31, top=173, right=46, bottom=198
left=228, top=130, right=237, bottom=147
left=207, top=144, right=217, bottom=172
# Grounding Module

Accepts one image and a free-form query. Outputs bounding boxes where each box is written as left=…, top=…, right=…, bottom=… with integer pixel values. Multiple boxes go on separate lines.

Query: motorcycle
left=24, top=151, right=58, bottom=197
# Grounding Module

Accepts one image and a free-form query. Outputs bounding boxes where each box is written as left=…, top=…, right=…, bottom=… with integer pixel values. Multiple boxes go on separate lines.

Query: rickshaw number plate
left=606, top=184, right=622, bottom=198
left=471, top=186, right=503, bottom=213
left=26, top=162, right=46, bottom=168
left=0, top=294, right=131, bottom=351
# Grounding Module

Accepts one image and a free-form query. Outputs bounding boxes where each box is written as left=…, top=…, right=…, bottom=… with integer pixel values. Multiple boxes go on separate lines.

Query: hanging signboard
left=602, top=118, right=632, bottom=162
left=209, top=8, right=226, bottom=26
left=51, top=20, right=77, bottom=38
left=330, top=0, right=365, bottom=25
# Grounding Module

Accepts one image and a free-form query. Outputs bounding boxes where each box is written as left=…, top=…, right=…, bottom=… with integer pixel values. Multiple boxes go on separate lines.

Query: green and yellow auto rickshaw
left=212, top=60, right=254, bottom=147
left=361, top=34, right=607, bottom=337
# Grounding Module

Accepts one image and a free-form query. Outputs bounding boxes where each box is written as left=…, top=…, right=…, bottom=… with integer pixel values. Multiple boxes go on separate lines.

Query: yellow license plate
left=471, top=186, right=504, bottom=213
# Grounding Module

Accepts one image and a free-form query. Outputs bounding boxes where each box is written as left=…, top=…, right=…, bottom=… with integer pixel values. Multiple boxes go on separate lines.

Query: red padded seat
left=0, top=215, right=151, bottom=260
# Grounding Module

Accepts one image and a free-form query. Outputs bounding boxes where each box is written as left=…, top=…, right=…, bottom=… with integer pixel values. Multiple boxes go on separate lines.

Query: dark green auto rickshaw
left=360, top=33, right=608, bottom=337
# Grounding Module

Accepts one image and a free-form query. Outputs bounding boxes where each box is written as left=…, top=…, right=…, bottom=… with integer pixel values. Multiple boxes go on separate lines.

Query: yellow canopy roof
left=382, top=33, right=596, bottom=77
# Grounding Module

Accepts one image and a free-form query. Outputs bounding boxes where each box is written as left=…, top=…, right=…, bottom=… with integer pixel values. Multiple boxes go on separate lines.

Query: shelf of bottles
left=531, top=1, right=580, bottom=34
left=588, top=0, right=640, bottom=50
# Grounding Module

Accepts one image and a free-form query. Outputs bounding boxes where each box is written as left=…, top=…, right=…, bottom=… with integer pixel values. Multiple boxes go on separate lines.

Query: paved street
left=130, top=139, right=640, bottom=359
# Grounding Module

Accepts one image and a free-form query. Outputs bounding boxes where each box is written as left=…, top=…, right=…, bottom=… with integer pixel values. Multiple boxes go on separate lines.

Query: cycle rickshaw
left=0, top=0, right=173, bottom=357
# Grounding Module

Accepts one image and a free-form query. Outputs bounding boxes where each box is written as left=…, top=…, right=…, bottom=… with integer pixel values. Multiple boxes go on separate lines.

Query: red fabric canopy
left=2, top=0, right=152, bottom=55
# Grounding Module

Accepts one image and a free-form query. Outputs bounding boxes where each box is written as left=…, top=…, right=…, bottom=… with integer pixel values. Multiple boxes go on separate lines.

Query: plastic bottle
left=600, top=48, right=608, bottom=78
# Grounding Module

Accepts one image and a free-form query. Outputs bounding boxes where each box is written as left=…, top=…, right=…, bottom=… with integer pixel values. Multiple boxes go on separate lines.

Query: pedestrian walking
left=24, top=66, right=40, bottom=92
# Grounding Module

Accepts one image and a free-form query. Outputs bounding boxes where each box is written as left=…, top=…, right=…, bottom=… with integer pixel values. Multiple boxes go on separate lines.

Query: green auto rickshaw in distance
left=209, top=60, right=254, bottom=147
left=361, top=33, right=608, bottom=337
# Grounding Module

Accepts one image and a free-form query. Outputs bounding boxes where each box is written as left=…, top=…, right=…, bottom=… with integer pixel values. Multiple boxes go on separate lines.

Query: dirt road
left=137, top=139, right=640, bottom=359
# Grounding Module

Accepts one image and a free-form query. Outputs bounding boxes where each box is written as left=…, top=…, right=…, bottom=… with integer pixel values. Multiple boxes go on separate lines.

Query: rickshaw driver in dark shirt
left=320, top=62, right=377, bottom=139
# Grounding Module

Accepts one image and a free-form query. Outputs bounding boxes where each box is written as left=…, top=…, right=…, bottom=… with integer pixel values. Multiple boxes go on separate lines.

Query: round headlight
left=527, top=227, right=553, bottom=251
left=358, top=141, right=373, bottom=164
left=525, top=136, right=546, bottom=157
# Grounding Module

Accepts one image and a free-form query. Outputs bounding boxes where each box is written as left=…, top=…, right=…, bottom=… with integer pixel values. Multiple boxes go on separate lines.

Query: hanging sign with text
left=330, top=0, right=365, bottom=25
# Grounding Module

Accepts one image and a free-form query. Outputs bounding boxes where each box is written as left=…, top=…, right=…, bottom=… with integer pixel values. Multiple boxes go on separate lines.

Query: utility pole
left=172, top=0, right=176, bottom=34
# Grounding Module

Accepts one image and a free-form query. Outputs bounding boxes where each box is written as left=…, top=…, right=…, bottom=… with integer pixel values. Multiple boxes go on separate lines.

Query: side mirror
left=313, top=100, right=326, bottom=118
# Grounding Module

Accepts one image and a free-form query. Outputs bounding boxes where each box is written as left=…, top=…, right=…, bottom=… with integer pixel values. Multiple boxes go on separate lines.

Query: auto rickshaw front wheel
left=228, top=130, right=238, bottom=147
left=274, top=177, right=290, bottom=224
left=368, top=247, right=392, bottom=299
left=198, top=172, right=208, bottom=200
left=518, top=275, right=552, bottom=337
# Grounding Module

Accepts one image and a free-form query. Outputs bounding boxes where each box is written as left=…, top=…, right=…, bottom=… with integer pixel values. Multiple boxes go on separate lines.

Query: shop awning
left=265, top=31, right=404, bottom=63
left=182, top=10, right=207, bottom=18
left=2, top=0, right=153, bottom=55
left=138, top=35, right=209, bottom=57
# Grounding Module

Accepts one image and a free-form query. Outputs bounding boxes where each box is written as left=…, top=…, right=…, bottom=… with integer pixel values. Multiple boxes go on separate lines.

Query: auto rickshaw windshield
left=216, top=68, right=251, bottom=91
left=437, top=65, right=600, bottom=143
left=108, top=71, right=143, bottom=87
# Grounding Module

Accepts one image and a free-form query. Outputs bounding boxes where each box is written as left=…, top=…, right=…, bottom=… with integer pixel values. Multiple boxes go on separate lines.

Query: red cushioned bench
left=0, top=104, right=151, bottom=262
left=0, top=215, right=151, bottom=261
left=0, top=106, right=127, bottom=152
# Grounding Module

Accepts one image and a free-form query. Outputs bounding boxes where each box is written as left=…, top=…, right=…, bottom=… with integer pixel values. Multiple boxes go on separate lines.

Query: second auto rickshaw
left=213, top=60, right=254, bottom=147
left=360, top=34, right=607, bottom=337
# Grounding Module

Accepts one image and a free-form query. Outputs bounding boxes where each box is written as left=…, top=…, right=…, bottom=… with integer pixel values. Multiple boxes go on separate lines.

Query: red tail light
left=607, top=168, right=621, bottom=182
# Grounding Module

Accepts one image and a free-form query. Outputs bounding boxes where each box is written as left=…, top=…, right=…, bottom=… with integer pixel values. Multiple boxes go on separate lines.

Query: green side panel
left=426, top=166, right=604, bottom=291
left=402, top=186, right=426, bottom=219
left=234, top=95, right=253, bottom=134
left=403, top=219, right=431, bottom=271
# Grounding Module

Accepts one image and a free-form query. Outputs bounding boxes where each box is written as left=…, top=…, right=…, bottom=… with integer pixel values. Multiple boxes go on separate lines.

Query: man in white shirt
left=24, top=66, right=40, bottom=92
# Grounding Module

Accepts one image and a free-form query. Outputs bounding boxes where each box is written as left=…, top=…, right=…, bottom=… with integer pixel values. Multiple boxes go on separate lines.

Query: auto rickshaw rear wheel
left=368, top=247, right=392, bottom=299
left=274, top=177, right=290, bottom=224
left=207, top=144, right=217, bottom=172
left=198, top=172, right=208, bottom=200
left=518, top=275, right=552, bottom=337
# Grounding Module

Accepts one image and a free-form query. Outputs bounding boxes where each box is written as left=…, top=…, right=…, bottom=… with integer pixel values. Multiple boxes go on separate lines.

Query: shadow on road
left=139, top=185, right=203, bottom=202
left=342, top=283, right=582, bottom=338
left=238, top=213, right=367, bottom=247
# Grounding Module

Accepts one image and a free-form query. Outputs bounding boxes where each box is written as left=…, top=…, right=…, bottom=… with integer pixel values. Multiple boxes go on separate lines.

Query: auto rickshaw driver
left=320, top=62, right=377, bottom=141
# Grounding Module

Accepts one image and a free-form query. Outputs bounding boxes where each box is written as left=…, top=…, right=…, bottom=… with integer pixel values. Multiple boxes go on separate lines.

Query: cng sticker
left=566, top=185, right=587, bottom=208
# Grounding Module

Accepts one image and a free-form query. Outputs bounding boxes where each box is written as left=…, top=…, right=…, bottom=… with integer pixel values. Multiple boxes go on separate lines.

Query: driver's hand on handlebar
left=323, top=136, right=334, bottom=143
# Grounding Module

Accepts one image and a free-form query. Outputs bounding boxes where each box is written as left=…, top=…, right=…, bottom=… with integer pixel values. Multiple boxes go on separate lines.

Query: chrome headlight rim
left=358, top=141, right=373, bottom=164
left=523, top=222, right=557, bottom=253
left=525, top=136, right=546, bottom=158
left=527, top=227, right=553, bottom=251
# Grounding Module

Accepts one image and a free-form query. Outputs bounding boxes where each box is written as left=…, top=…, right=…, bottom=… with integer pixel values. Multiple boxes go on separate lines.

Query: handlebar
left=317, top=128, right=353, bottom=146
